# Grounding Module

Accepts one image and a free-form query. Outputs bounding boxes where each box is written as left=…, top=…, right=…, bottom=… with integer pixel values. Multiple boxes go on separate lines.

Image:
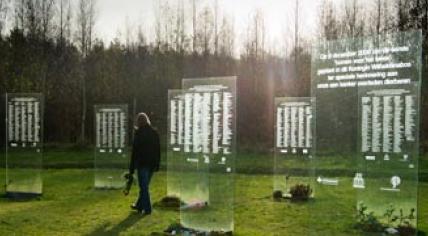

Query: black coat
left=129, top=125, right=161, bottom=172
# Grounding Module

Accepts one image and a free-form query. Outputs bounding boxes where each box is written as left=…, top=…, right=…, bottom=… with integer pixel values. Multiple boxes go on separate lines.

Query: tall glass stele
left=94, top=104, right=128, bottom=189
left=5, top=93, right=43, bottom=198
left=312, top=30, right=421, bottom=234
left=167, top=90, right=184, bottom=198
left=273, top=97, right=315, bottom=199
left=179, top=76, right=237, bottom=233
left=356, top=31, right=421, bottom=234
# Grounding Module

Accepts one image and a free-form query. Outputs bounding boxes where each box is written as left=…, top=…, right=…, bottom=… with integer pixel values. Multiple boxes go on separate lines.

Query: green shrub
left=272, top=190, right=283, bottom=201
left=289, top=184, right=312, bottom=201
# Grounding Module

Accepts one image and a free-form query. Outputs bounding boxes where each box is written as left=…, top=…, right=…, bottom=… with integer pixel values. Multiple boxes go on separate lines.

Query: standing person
left=129, top=113, right=161, bottom=215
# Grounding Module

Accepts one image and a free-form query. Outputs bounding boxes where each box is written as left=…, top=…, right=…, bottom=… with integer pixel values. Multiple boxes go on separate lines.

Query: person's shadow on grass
left=86, top=212, right=146, bottom=236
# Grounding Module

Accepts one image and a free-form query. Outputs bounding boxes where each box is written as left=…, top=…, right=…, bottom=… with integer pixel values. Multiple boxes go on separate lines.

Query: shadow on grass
left=86, top=212, right=146, bottom=236
left=0, top=193, right=42, bottom=202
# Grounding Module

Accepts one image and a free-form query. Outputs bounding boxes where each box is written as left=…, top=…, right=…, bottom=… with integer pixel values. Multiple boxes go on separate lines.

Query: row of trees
left=0, top=0, right=427, bottom=152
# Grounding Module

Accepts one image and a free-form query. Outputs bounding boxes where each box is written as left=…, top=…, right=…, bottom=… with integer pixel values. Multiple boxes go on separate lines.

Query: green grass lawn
left=0, top=169, right=427, bottom=235
left=0, top=150, right=427, bottom=235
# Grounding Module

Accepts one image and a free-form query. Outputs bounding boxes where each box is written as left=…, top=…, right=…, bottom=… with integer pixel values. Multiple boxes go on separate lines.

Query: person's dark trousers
left=135, top=168, right=154, bottom=213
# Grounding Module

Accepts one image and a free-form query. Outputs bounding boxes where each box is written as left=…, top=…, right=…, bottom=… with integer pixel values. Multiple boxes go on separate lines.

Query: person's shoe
left=130, top=204, right=140, bottom=211
left=141, top=210, right=151, bottom=216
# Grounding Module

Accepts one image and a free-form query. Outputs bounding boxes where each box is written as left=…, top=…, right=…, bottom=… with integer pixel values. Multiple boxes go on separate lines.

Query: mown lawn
left=0, top=169, right=427, bottom=235
left=0, top=150, right=427, bottom=235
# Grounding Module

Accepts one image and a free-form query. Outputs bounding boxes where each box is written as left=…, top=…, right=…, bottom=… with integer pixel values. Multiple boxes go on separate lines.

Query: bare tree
left=294, top=0, right=299, bottom=67
left=250, top=10, right=266, bottom=60
left=381, top=0, right=392, bottom=34
left=174, top=0, right=186, bottom=52
left=65, top=0, right=72, bottom=40
left=199, top=6, right=213, bottom=54
left=38, top=0, right=56, bottom=99
left=58, top=0, right=72, bottom=42
left=154, top=0, right=162, bottom=48
left=396, top=0, right=411, bottom=32
left=366, top=0, right=394, bottom=45
left=192, top=0, right=197, bottom=53
left=342, top=0, right=365, bottom=38
left=87, top=0, right=96, bottom=51
left=14, top=0, right=25, bottom=30
left=40, top=0, right=55, bottom=40
left=76, top=0, right=96, bottom=56
left=154, top=0, right=179, bottom=50
left=76, top=0, right=88, bottom=53
left=375, top=0, right=382, bottom=35
left=242, top=9, right=266, bottom=94
left=58, top=0, right=66, bottom=40
left=124, top=17, right=134, bottom=49
left=424, top=0, right=428, bottom=33
left=243, top=10, right=262, bottom=58
left=25, top=0, right=40, bottom=37
left=370, top=0, right=392, bottom=36
left=76, top=0, right=97, bottom=143
left=163, top=1, right=174, bottom=49
left=213, top=0, right=218, bottom=55
left=137, top=25, right=146, bottom=46
left=0, top=0, right=10, bottom=35
left=318, top=0, right=340, bottom=40
left=218, top=14, right=235, bottom=57
left=12, top=0, right=54, bottom=38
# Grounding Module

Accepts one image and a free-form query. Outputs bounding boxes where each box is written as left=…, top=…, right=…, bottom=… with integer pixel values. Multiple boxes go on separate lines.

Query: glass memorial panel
left=5, top=93, right=43, bottom=198
left=311, top=34, right=361, bottom=232
left=94, top=104, right=128, bottom=189
left=356, top=31, right=421, bottom=234
left=167, top=90, right=184, bottom=198
left=179, top=76, right=236, bottom=233
left=312, top=30, right=421, bottom=234
left=273, top=97, right=315, bottom=200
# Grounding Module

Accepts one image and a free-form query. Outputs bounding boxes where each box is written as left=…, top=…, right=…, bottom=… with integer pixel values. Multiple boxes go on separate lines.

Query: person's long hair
left=135, top=112, right=151, bottom=130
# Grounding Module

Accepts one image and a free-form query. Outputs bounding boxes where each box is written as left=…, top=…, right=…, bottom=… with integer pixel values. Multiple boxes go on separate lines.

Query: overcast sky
left=95, top=0, right=322, bottom=52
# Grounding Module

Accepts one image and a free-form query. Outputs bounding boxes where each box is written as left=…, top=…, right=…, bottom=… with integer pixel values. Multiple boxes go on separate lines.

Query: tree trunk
left=80, top=66, right=86, bottom=144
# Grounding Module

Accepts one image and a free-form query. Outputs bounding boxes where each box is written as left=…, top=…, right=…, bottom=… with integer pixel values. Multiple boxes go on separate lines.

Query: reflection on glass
left=179, top=76, right=236, bottom=233
left=167, top=90, right=184, bottom=198
left=5, top=93, right=43, bottom=198
left=312, top=30, right=421, bottom=234
left=94, top=104, right=128, bottom=189
left=357, top=83, right=420, bottom=233
left=273, top=97, right=315, bottom=200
